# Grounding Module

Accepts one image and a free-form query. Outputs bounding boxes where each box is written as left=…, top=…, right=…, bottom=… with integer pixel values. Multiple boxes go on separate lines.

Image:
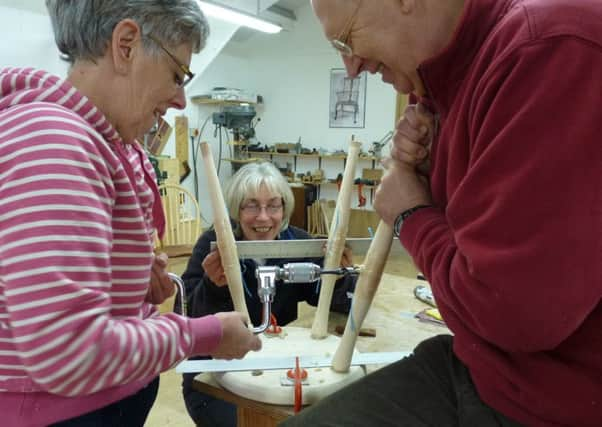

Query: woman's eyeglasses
left=147, top=34, right=195, bottom=88
left=240, top=203, right=284, bottom=216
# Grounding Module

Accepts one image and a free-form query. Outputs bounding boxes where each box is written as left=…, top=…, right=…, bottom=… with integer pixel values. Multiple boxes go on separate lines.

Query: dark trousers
left=280, top=335, right=523, bottom=427
left=182, top=372, right=237, bottom=427
left=50, top=377, right=159, bottom=427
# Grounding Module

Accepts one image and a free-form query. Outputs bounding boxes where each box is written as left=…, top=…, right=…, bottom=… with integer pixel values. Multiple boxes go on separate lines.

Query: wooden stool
left=191, top=274, right=450, bottom=427
left=193, top=327, right=364, bottom=426
left=193, top=374, right=293, bottom=427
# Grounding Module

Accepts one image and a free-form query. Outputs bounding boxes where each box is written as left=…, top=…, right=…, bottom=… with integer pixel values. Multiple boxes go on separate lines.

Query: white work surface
left=193, top=273, right=449, bottom=403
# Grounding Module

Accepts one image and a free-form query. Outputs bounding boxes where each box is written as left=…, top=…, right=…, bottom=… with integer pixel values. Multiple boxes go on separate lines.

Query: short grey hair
left=224, top=161, right=295, bottom=232
left=45, top=0, right=209, bottom=64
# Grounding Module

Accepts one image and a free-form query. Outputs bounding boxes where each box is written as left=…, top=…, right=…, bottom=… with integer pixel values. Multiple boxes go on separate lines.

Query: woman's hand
left=202, top=249, right=228, bottom=287
left=322, top=243, right=353, bottom=268
left=145, top=252, right=175, bottom=304
left=340, top=246, right=353, bottom=268
left=211, top=312, right=262, bottom=359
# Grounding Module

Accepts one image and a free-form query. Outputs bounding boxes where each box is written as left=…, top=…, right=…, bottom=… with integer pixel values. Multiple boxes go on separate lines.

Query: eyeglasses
left=147, top=34, right=195, bottom=88
left=240, top=203, right=284, bottom=216
left=330, top=0, right=362, bottom=57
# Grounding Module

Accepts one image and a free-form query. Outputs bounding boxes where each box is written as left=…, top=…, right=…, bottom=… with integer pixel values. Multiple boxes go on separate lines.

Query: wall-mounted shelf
left=228, top=141, right=249, bottom=146
left=248, top=151, right=378, bottom=171
left=190, top=97, right=259, bottom=106
left=248, top=151, right=377, bottom=161
left=222, top=151, right=379, bottom=176
left=244, top=151, right=382, bottom=202
left=319, top=181, right=377, bottom=190
left=222, top=158, right=262, bottom=164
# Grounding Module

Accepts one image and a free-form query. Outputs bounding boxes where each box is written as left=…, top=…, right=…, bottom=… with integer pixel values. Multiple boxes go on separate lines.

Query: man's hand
left=374, top=160, right=431, bottom=226
left=211, top=312, right=262, bottom=359
left=202, top=249, right=228, bottom=286
left=146, top=252, right=175, bottom=305
left=391, top=103, right=435, bottom=175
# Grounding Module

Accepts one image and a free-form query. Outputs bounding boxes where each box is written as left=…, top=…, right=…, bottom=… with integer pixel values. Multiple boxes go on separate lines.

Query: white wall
left=0, top=3, right=238, bottom=81
left=0, top=5, right=67, bottom=75
left=0, top=1, right=398, bottom=226
left=183, top=3, right=397, bottom=222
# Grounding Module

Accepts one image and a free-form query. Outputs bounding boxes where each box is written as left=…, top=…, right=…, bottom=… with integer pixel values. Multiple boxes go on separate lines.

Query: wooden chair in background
left=156, top=183, right=202, bottom=258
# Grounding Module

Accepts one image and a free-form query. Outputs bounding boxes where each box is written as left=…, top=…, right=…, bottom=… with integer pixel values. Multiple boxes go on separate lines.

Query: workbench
left=191, top=273, right=449, bottom=427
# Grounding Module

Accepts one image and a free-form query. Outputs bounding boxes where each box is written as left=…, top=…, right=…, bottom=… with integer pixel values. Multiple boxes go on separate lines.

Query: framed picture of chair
left=329, top=68, right=367, bottom=128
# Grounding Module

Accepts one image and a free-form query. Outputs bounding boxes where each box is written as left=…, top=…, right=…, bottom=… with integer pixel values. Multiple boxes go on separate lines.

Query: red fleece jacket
left=400, top=0, right=602, bottom=426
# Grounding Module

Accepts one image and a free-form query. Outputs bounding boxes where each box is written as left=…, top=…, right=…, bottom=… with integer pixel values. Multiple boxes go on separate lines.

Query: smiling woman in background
left=0, top=1, right=261, bottom=426
left=181, top=161, right=356, bottom=427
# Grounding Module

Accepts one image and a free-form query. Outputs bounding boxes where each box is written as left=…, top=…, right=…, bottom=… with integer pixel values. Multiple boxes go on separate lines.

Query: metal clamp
left=252, top=263, right=360, bottom=334
left=253, top=266, right=278, bottom=334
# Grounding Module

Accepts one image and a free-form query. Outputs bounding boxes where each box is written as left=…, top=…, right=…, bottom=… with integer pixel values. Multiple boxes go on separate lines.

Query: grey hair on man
left=45, top=0, right=209, bottom=64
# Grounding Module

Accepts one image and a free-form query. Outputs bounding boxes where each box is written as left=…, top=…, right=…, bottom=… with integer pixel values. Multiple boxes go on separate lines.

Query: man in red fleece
left=282, top=0, right=602, bottom=426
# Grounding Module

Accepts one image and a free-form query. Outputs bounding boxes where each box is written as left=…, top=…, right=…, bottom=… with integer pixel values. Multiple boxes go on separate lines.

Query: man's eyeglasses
left=147, top=34, right=195, bottom=88
left=330, top=0, right=362, bottom=57
left=240, top=203, right=284, bottom=216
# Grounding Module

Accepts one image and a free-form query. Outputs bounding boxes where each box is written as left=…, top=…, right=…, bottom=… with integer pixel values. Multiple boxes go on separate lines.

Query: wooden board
left=361, top=168, right=383, bottom=182
left=174, top=115, right=189, bottom=163
left=289, top=184, right=306, bottom=229
left=157, top=157, right=180, bottom=185
left=174, top=115, right=189, bottom=181
left=192, top=375, right=294, bottom=426
left=147, top=117, right=172, bottom=156
left=318, top=201, right=380, bottom=238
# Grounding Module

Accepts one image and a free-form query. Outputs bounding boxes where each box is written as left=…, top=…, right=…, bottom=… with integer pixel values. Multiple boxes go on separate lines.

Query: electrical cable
left=217, top=124, right=223, bottom=176
left=190, top=130, right=199, bottom=200
left=225, top=127, right=233, bottom=159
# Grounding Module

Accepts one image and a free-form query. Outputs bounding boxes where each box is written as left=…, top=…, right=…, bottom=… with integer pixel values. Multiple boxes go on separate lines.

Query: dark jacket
left=182, top=225, right=355, bottom=326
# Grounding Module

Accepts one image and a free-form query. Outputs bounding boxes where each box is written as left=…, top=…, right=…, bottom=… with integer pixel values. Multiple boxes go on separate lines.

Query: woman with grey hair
left=0, top=1, right=261, bottom=426
left=181, top=161, right=356, bottom=427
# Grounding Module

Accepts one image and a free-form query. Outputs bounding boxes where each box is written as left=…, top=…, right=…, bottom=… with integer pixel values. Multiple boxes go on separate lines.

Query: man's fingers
left=393, top=132, right=429, bottom=158
left=396, top=123, right=429, bottom=145
left=400, top=103, right=435, bottom=138
left=415, top=102, right=435, bottom=127
left=391, top=104, right=433, bottom=167
left=416, top=102, right=434, bottom=120
left=391, top=145, right=427, bottom=165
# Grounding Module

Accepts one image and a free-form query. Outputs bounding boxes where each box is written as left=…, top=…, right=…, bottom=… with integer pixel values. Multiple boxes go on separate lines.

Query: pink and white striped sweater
left=0, top=68, right=222, bottom=426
